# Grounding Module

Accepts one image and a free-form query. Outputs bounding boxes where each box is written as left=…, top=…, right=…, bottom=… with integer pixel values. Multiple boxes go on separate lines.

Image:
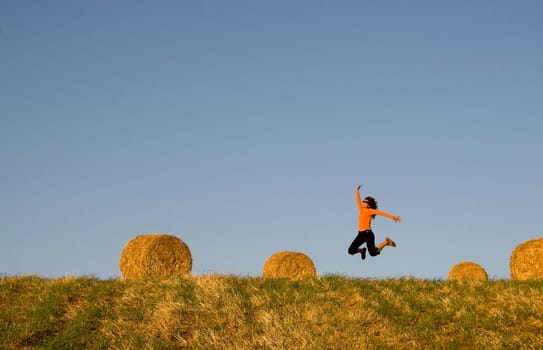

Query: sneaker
left=385, top=237, right=397, bottom=247
left=360, top=248, right=367, bottom=260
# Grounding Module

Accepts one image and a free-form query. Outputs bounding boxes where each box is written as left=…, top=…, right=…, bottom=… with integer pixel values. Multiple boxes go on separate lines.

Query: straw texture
left=510, top=238, right=543, bottom=281
left=262, top=251, right=317, bottom=279
left=119, top=234, right=192, bottom=279
left=447, top=261, right=488, bottom=281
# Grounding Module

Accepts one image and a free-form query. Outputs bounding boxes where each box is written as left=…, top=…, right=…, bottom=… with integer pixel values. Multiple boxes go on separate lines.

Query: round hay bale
left=119, top=234, right=192, bottom=279
left=262, top=251, right=317, bottom=279
left=447, top=261, right=488, bottom=281
left=510, top=238, right=543, bottom=281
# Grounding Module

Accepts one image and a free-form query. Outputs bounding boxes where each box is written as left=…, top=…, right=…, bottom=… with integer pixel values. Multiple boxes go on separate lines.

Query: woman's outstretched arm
left=356, top=184, right=363, bottom=210
left=370, top=209, right=401, bottom=222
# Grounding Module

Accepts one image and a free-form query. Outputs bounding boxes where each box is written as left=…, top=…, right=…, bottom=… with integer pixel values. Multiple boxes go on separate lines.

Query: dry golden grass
left=119, top=233, right=192, bottom=279
left=447, top=261, right=488, bottom=281
left=3, top=275, right=543, bottom=349
left=262, top=251, right=317, bottom=279
left=510, top=237, right=543, bottom=281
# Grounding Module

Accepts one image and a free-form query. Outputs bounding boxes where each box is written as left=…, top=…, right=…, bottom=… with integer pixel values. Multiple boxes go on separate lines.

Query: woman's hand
left=356, top=184, right=362, bottom=191
left=393, top=216, right=401, bottom=223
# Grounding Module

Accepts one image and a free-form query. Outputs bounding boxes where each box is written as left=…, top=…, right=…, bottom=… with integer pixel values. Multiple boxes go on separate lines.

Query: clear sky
left=1, top=1, right=542, bottom=280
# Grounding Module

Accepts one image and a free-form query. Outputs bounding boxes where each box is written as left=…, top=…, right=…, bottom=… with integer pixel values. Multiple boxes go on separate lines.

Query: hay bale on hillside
left=262, top=251, right=317, bottom=279
left=447, top=261, right=488, bottom=281
left=119, top=234, right=192, bottom=279
left=510, top=238, right=543, bottom=281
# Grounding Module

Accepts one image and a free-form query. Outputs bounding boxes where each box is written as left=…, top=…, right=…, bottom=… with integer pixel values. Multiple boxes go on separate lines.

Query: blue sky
left=1, top=1, right=542, bottom=279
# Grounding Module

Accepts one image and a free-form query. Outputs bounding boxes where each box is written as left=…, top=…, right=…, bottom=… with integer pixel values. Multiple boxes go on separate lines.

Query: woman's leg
left=365, top=231, right=381, bottom=256
left=348, top=231, right=366, bottom=255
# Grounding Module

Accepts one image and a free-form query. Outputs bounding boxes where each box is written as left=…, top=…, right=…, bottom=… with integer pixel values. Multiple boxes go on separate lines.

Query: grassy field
left=1, top=275, right=543, bottom=349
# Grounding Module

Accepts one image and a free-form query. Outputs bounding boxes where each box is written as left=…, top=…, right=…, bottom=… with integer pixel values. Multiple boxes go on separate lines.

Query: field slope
left=1, top=275, right=543, bottom=349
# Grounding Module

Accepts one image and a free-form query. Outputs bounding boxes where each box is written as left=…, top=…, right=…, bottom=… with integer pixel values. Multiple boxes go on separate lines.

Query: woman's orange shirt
left=356, top=191, right=396, bottom=231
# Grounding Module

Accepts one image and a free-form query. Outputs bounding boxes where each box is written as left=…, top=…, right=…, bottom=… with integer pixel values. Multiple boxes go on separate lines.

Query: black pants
left=348, top=230, right=380, bottom=257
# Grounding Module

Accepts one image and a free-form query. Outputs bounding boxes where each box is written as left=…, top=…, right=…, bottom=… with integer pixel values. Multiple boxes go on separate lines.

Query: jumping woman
left=348, top=184, right=401, bottom=260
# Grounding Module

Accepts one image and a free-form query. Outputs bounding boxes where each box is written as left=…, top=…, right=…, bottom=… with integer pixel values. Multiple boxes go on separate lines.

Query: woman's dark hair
left=364, top=196, right=378, bottom=209
left=364, top=196, right=378, bottom=218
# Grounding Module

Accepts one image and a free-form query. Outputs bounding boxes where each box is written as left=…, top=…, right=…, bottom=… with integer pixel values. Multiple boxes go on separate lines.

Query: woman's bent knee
left=369, top=250, right=380, bottom=257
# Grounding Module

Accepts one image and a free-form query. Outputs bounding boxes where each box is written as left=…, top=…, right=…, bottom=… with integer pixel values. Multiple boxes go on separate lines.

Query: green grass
left=2, top=275, right=543, bottom=349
